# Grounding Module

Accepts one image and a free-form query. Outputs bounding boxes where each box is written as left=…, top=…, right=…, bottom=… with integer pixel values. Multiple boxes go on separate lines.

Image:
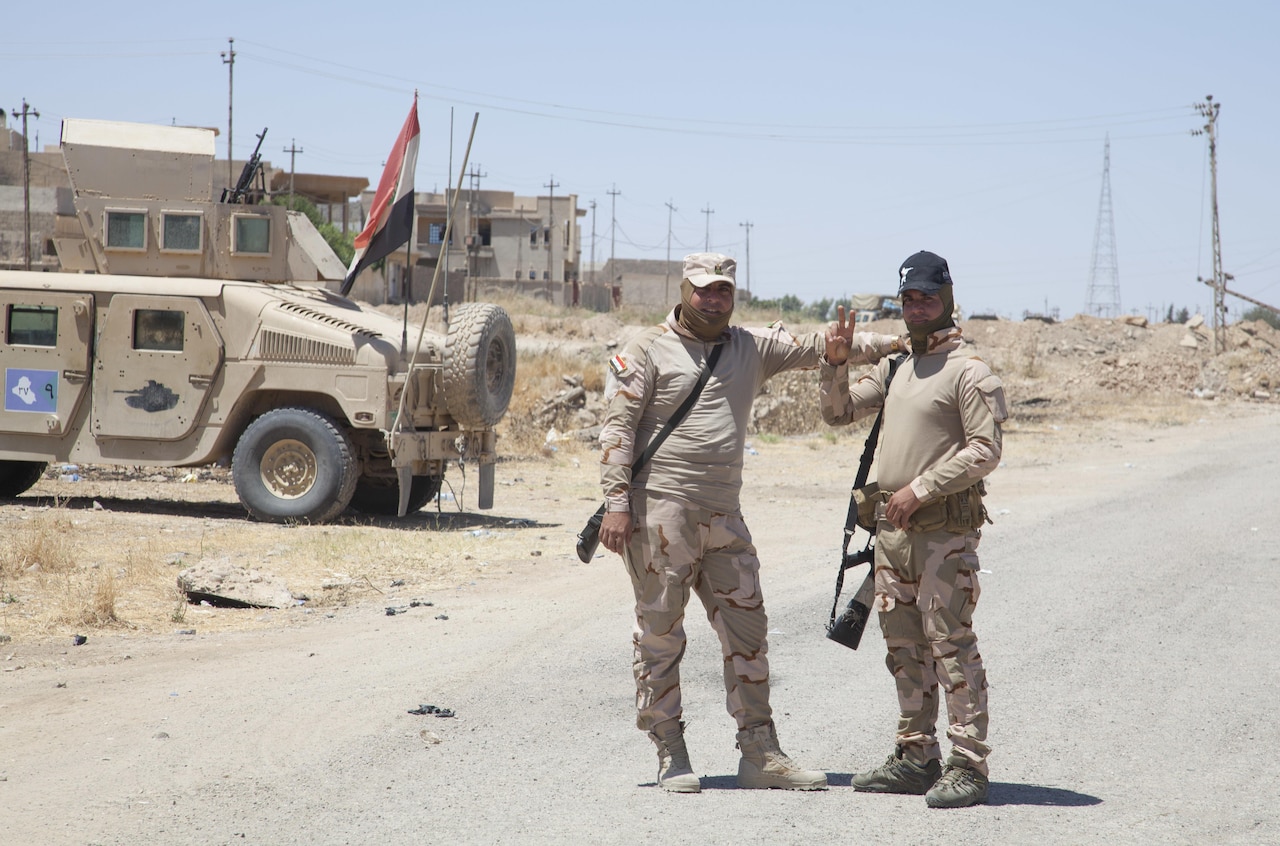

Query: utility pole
left=283, top=139, right=303, bottom=200
left=665, top=199, right=677, bottom=301
left=1193, top=95, right=1227, bottom=353
left=738, top=220, right=753, bottom=296
left=467, top=164, right=486, bottom=300
left=701, top=203, right=714, bottom=251
left=1085, top=135, right=1121, bottom=318
left=14, top=99, right=38, bottom=270
left=607, top=183, right=620, bottom=279
left=220, top=38, right=235, bottom=190
left=545, top=176, right=559, bottom=296
left=589, top=199, right=597, bottom=285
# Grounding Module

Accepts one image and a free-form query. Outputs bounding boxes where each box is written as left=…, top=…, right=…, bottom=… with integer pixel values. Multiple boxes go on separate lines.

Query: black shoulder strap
left=632, top=342, right=723, bottom=474
left=842, top=354, right=906, bottom=547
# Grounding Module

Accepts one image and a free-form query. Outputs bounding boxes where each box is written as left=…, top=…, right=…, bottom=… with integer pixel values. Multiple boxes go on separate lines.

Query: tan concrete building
left=346, top=187, right=598, bottom=309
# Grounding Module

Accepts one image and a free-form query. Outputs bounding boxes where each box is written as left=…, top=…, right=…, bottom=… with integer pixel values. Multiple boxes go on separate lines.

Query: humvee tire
left=231, top=407, right=359, bottom=523
left=442, top=303, right=516, bottom=429
left=0, top=460, right=48, bottom=498
left=349, top=474, right=443, bottom=516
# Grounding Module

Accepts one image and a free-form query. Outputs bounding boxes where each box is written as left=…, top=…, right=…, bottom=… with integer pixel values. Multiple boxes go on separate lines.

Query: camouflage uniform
left=603, top=310, right=896, bottom=733
left=820, top=326, right=1007, bottom=775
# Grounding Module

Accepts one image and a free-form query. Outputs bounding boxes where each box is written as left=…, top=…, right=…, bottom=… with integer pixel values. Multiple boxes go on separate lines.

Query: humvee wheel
left=443, top=303, right=516, bottom=428
left=232, top=407, right=358, bottom=523
left=349, top=474, right=443, bottom=516
left=0, top=460, right=48, bottom=498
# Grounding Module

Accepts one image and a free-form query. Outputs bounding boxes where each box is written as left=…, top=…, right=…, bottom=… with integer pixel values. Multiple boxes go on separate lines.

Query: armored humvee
left=0, top=118, right=515, bottom=522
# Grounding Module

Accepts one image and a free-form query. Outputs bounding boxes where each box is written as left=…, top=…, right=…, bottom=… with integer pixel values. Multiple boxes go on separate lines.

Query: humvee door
left=0, top=292, right=94, bottom=438
left=91, top=294, right=224, bottom=441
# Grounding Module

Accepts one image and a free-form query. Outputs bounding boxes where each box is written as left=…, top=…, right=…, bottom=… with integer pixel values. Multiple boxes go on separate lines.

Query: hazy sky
left=5, top=1, right=1276, bottom=320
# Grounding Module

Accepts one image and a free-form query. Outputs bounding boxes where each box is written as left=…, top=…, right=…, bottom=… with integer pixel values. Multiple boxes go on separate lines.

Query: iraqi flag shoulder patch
left=608, top=354, right=630, bottom=377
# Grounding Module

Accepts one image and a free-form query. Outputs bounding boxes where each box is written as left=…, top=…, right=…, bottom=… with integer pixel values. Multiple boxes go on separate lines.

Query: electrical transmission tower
left=1086, top=135, right=1121, bottom=318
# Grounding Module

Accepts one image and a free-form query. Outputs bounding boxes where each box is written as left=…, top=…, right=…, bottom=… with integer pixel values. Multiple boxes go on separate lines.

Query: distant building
left=347, top=188, right=596, bottom=310
left=0, top=112, right=71, bottom=272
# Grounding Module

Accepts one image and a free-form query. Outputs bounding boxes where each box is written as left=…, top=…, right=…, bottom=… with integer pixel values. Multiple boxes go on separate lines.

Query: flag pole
left=402, top=231, right=412, bottom=352
left=394, top=111, right=479, bottom=423
left=417, top=112, right=478, bottom=337
left=388, top=110, right=478, bottom=517
left=401, top=91, right=420, bottom=353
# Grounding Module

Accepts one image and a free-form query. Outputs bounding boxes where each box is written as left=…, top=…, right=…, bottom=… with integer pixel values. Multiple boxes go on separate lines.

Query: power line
left=701, top=204, right=714, bottom=251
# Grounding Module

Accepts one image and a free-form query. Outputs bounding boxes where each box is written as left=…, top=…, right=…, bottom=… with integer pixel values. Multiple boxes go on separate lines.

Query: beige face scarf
left=677, top=279, right=734, bottom=341
left=905, top=285, right=956, bottom=353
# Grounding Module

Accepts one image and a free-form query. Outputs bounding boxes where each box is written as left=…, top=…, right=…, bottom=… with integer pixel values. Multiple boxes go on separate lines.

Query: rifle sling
left=840, top=354, right=906, bottom=560
left=589, top=341, right=724, bottom=523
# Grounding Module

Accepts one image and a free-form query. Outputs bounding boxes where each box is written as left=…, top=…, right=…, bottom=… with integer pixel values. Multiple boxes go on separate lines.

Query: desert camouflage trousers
left=622, top=494, right=772, bottom=733
left=874, top=524, right=990, bottom=775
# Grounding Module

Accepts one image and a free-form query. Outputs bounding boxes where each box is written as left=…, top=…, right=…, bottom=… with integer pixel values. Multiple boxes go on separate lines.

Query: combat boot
left=648, top=719, right=700, bottom=793
left=735, top=722, right=828, bottom=790
left=851, top=745, right=942, bottom=794
left=925, top=764, right=989, bottom=808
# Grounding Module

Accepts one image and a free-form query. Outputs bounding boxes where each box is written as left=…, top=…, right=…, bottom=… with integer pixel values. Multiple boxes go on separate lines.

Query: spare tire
left=442, top=303, right=516, bottom=428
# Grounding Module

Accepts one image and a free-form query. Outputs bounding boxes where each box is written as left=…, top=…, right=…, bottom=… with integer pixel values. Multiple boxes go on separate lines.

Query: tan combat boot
left=649, top=719, right=701, bottom=793
left=735, top=722, right=828, bottom=790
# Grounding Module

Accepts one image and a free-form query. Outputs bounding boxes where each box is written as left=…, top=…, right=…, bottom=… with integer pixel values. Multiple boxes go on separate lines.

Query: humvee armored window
left=161, top=212, right=203, bottom=253
left=132, top=309, right=184, bottom=352
left=105, top=210, right=147, bottom=250
left=7, top=305, right=58, bottom=347
left=232, top=215, right=270, bottom=254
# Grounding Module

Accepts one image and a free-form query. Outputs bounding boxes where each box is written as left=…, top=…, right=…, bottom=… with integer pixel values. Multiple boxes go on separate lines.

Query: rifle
left=825, top=354, right=905, bottom=650
left=221, top=127, right=268, bottom=204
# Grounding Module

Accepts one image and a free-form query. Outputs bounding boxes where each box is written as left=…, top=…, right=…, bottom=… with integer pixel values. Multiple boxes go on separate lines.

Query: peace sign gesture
left=825, top=305, right=855, bottom=365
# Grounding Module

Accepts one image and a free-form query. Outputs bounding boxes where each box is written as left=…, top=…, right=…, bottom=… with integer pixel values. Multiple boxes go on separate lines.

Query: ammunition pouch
left=862, top=482, right=989, bottom=533
left=852, top=483, right=881, bottom=532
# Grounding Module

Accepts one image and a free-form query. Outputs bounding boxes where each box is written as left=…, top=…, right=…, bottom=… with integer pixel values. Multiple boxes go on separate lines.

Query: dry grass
left=1, top=507, right=77, bottom=578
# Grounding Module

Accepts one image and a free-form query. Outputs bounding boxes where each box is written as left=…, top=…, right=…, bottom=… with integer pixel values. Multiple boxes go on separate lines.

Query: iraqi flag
left=341, top=96, right=420, bottom=296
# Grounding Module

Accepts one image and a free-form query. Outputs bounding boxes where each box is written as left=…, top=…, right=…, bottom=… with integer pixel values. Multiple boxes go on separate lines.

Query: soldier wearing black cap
left=820, top=250, right=1008, bottom=808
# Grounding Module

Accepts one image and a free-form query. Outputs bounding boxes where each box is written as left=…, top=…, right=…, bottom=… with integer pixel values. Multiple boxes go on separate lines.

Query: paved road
left=4, top=411, right=1277, bottom=845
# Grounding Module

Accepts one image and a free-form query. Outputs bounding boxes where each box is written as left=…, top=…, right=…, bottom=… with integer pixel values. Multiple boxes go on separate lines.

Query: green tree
left=751, top=294, right=805, bottom=314
left=1243, top=306, right=1280, bottom=330
left=271, top=195, right=356, bottom=265
left=806, top=297, right=834, bottom=322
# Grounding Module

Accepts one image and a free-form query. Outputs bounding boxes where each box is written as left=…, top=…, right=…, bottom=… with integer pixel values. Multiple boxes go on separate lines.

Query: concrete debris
left=177, top=565, right=298, bottom=609
left=408, top=704, right=455, bottom=717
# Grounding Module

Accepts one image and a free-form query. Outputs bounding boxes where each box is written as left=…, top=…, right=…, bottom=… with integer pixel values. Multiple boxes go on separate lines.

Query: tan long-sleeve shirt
left=600, top=309, right=897, bottom=514
left=819, top=326, right=1008, bottom=504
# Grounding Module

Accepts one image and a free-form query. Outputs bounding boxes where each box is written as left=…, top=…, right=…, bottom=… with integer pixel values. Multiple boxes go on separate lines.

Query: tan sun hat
left=682, top=252, right=737, bottom=288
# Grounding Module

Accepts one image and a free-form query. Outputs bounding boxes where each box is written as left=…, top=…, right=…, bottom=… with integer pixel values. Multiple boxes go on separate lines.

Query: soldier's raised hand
left=825, top=305, right=854, bottom=365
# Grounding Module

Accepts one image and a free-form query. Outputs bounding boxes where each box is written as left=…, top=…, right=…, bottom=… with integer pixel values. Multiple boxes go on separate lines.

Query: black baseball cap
left=898, top=251, right=953, bottom=295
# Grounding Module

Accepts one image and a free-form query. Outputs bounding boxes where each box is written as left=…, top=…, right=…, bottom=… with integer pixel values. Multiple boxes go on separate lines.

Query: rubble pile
left=516, top=313, right=1279, bottom=451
